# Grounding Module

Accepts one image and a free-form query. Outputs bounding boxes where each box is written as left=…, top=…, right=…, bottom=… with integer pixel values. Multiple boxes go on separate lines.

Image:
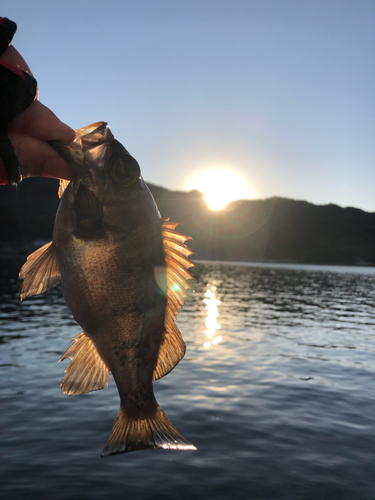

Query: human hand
left=8, top=97, right=76, bottom=180
left=1, top=43, right=75, bottom=181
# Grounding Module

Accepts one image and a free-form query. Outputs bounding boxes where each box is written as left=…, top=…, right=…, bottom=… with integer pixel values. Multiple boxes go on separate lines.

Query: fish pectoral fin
left=59, top=331, right=109, bottom=396
left=153, top=312, right=186, bottom=381
left=101, top=404, right=196, bottom=457
left=73, top=183, right=104, bottom=238
left=19, top=241, right=61, bottom=301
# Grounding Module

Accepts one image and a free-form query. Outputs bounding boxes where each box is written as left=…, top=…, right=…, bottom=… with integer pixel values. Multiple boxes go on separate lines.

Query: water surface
left=1, top=260, right=375, bottom=499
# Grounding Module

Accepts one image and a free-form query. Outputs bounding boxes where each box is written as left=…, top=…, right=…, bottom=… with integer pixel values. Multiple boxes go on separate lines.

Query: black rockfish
left=19, top=122, right=197, bottom=456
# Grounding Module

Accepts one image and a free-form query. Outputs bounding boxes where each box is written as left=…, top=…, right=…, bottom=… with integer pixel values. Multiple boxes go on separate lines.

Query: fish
left=19, top=121, right=197, bottom=456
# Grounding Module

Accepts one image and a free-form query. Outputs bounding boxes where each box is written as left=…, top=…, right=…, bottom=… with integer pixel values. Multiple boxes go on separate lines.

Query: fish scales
left=19, top=122, right=196, bottom=456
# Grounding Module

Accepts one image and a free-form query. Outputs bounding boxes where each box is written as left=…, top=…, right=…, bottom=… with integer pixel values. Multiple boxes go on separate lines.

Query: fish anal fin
left=153, top=317, right=186, bottom=381
left=101, top=404, right=196, bottom=457
left=59, top=331, right=109, bottom=396
left=19, top=241, right=60, bottom=301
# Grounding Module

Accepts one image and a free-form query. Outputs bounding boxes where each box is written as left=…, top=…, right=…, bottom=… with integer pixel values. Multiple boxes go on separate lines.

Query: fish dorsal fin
left=19, top=241, right=61, bottom=301
left=58, top=179, right=70, bottom=198
left=153, top=311, right=186, bottom=381
left=162, top=219, right=196, bottom=313
left=153, top=219, right=196, bottom=381
left=59, top=331, right=109, bottom=396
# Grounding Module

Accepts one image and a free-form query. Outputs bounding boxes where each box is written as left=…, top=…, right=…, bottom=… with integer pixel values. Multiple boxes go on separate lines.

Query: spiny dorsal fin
left=59, top=331, right=109, bottom=396
left=153, top=219, right=196, bottom=381
left=19, top=241, right=60, bottom=301
left=162, top=219, right=196, bottom=311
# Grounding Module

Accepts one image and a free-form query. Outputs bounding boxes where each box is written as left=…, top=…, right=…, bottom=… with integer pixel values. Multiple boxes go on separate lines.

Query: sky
left=5, top=0, right=375, bottom=212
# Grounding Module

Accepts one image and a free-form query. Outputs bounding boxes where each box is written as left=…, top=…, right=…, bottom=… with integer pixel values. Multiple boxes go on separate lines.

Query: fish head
left=62, top=122, right=161, bottom=236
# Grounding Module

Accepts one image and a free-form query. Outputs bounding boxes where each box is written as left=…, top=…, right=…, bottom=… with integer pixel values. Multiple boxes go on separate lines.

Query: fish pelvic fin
left=101, top=404, right=197, bottom=457
left=152, top=219, right=196, bottom=381
left=19, top=241, right=60, bottom=301
left=59, top=332, right=109, bottom=396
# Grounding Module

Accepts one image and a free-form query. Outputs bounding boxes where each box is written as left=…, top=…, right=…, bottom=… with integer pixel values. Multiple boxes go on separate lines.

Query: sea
left=1, top=258, right=375, bottom=500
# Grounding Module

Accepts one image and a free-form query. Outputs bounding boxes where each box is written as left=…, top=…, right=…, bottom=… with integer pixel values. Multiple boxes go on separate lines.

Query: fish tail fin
left=101, top=404, right=196, bottom=457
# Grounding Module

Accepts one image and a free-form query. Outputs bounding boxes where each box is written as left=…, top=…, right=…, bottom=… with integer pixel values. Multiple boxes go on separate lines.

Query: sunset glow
left=191, top=169, right=252, bottom=210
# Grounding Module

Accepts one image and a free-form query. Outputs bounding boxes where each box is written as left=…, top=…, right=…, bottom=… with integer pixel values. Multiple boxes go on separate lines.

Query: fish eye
left=109, top=154, right=141, bottom=186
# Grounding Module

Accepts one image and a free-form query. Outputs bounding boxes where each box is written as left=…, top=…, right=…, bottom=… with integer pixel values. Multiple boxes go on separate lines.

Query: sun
left=190, top=169, right=252, bottom=210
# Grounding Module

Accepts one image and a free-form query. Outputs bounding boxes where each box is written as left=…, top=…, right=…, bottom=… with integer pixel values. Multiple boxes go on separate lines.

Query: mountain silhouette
left=1, top=178, right=374, bottom=265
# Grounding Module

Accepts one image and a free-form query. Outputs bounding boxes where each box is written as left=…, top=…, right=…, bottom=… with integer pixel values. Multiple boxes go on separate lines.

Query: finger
left=8, top=130, right=73, bottom=180
left=9, top=100, right=76, bottom=144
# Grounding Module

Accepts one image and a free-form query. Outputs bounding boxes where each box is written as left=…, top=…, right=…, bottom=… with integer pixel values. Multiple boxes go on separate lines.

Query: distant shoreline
left=193, top=258, right=375, bottom=268
left=1, top=180, right=374, bottom=267
left=193, top=259, right=375, bottom=276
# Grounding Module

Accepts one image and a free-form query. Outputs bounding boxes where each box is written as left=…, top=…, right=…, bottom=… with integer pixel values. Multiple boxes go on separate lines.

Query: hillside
left=0, top=178, right=374, bottom=265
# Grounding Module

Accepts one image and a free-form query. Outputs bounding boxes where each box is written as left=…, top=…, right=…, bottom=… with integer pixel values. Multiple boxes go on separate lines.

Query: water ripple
left=1, top=260, right=375, bottom=499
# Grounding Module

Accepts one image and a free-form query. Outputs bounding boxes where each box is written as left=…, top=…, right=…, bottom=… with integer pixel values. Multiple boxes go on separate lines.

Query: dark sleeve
left=0, top=17, right=17, bottom=55
left=0, top=18, right=38, bottom=185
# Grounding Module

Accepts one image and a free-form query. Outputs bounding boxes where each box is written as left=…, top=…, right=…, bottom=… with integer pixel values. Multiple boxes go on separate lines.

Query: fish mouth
left=48, top=122, right=114, bottom=177
left=79, top=122, right=114, bottom=153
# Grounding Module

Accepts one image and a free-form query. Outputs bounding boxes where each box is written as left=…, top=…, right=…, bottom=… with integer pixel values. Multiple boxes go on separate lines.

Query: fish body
left=19, top=122, right=196, bottom=456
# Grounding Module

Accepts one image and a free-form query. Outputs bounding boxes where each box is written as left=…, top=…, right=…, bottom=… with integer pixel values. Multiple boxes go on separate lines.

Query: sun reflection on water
left=203, top=285, right=222, bottom=347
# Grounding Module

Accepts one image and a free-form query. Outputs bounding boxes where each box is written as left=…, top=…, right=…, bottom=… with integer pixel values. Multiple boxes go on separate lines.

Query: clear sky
left=5, top=0, right=375, bottom=211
